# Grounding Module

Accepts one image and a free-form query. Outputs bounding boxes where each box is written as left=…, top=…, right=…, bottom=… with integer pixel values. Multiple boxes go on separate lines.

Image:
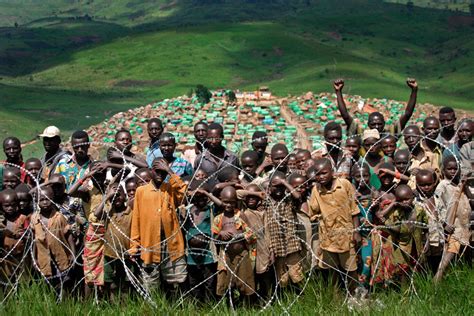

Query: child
left=240, top=150, right=259, bottom=185
left=381, top=135, right=397, bottom=159
left=308, top=158, right=360, bottom=291
left=415, top=169, right=442, bottom=274
left=360, top=129, right=389, bottom=190
left=350, top=163, right=376, bottom=290
left=30, top=186, right=75, bottom=290
left=393, top=149, right=416, bottom=189
left=434, top=156, right=471, bottom=281
left=345, top=136, right=361, bottom=165
left=134, top=168, right=152, bottom=186
left=295, top=149, right=311, bottom=171
left=376, top=185, right=427, bottom=283
left=181, top=180, right=218, bottom=301
left=125, top=177, right=137, bottom=205
left=403, top=125, right=441, bottom=177
left=264, top=171, right=304, bottom=289
left=0, top=189, right=29, bottom=286
left=3, top=167, right=21, bottom=190
left=287, top=154, right=298, bottom=171
left=25, top=158, right=43, bottom=188
left=15, top=183, right=34, bottom=217
left=211, top=186, right=256, bottom=302
left=238, top=184, right=273, bottom=299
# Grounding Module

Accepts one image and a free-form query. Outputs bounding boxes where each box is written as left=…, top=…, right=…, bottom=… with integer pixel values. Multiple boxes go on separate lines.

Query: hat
left=362, top=129, right=380, bottom=141
left=39, top=126, right=60, bottom=138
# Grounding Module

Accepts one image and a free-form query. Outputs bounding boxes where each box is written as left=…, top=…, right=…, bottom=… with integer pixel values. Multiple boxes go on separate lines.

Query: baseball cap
left=39, top=126, right=61, bottom=138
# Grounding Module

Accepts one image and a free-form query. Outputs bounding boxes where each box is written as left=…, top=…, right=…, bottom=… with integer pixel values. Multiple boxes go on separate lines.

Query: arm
left=197, top=189, right=224, bottom=207
left=129, top=190, right=140, bottom=256
left=333, top=79, right=354, bottom=129
left=236, top=189, right=266, bottom=200
left=109, top=150, right=148, bottom=169
left=275, top=178, right=301, bottom=200
left=378, top=168, right=410, bottom=182
left=255, top=156, right=273, bottom=176
left=352, top=214, right=361, bottom=245
left=67, top=233, right=76, bottom=257
left=308, top=187, right=320, bottom=222
left=398, top=78, right=418, bottom=130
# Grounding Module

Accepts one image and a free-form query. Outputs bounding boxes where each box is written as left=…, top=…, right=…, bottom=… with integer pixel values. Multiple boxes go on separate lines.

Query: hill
left=0, top=0, right=473, bottom=158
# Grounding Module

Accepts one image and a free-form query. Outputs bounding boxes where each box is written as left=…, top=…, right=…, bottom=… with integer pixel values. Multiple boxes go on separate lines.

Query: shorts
left=216, top=250, right=255, bottom=296
left=104, top=256, right=135, bottom=285
left=275, top=251, right=304, bottom=287
left=318, top=248, right=357, bottom=272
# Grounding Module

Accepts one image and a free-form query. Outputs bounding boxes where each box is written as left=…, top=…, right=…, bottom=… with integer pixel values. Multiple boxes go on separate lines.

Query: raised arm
left=399, top=78, right=418, bottom=130
left=196, top=189, right=224, bottom=207
left=334, top=79, right=354, bottom=129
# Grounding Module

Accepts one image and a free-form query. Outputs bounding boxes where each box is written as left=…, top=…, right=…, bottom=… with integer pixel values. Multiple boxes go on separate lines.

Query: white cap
left=39, top=126, right=60, bottom=138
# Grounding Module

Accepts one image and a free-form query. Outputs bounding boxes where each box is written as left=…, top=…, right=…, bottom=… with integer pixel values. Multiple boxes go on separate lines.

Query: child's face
left=26, top=161, right=42, bottom=179
left=363, top=137, right=381, bottom=156
left=136, top=171, right=152, bottom=186
left=220, top=193, right=237, bottom=213
left=314, top=164, right=333, bottom=186
left=394, top=153, right=410, bottom=173
left=245, top=187, right=261, bottom=209
left=252, top=139, right=268, bottom=158
left=287, top=155, right=297, bottom=169
left=192, top=192, right=209, bottom=209
left=110, top=188, right=126, bottom=209
left=194, top=169, right=208, bottom=181
left=345, top=138, right=360, bottom=157
left=296, top=152, right=311, bottom=170
left=396, top=190, right=414, bottom=208
left=351, top=167, right=370, bottom=188
left=439, top=112, right=456, bottom=131
left=403, top=127, right=421, bottom=150
left=38, top=189, right=54, bottom=212
left=3, top=139, right=21, bottom=161
left=289, top=177, right=308, bottom=197
left=423, top=119, right=440, bottom=140
left=380, top=172, right=395, bottom=187
left=270, top=177, right=286, bottom=200
left=3, top=171, right=20, bottom=189
left=325, top=130, right=342, bottom=149
left=381, top=138, right=396, bottom=157
left=443, top=161, right=460, bottom=181
left=0, top=195, right=19, bottom=216
left=159, top=138, right=176, bottom=159
left=126, top=181, right=137, bottom=200
left=115, top=132, right=132, bottom=152
left=16, top=192, right=32, bottom=211
left=271, top=150, right=288, bottom=171
left=148, top=121, right=163, bottom=141
left=241, top=157, right=258, bottom=177
left=416, top=174, right=436, bottom=196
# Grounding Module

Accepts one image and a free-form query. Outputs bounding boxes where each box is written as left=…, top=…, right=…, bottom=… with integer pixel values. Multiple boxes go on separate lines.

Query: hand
left=333, top=79, right=344, bottom=92
left=261, top=156, right=273, bottom=168
left=218, top=230, right=234, bottom=241
left=269, top=251, right=275, bottom=266
left=406, top=78, right=418, bottom=91
left=377, top=168, right=389, bottom=176
left=353, top=231, right=362, bottom=246
left=271, top=177, right=285, bottom=186
left=154, top=159, right=172, bottom=174
left=444, top=224, right=455, bottom=235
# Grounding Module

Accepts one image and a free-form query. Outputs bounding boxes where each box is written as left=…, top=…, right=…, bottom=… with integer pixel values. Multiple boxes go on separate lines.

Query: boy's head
left=403, top=125, right=421, bottom=151
left=442, top=155, right=460, bottom=181
left=288, top=173, right=308, bottom=197
left=194, top=121, right=208, bottom=144
left=269, top=171, right=287, bottom=200
left=3, top=167, right=21, bottom=189
left=135, top=168, right=152, bottom=186
left=241, top=150, right=259, bottom=179
left=457, top=119, right=473, bottom=144
left=38, top=186, right=55, bottom=213
left=108, top=183, right=127, bottom=210
left=313, top=158, right=333, bottom=187
left=220, top=186, right=238, bottom=213
left=251, top=131, right=268, bottom=159
left=40, top=126, right=61, bottom=155
left=217, top=166, right=240, bottom=184
left=381, top=135, right=397, bottom=158
left=0, top=189, right=19, bottom=217
left=395, top=184, right=414, bottom=208
left=287, top=153, right=297, bottom=170
left=394, top=149, right=411, bottom=174
left=422, top=116, right=440, bottom=140
left=378, top=162, right=396, bottom=187
left=323, top=122, right=342, bottom=151
left=159, top=132, right=176, bottom=159
left=147, top=118, right=163, bottom=142
left=439, top=107, right=456, bottom=132
left=115, top=129, right=132, bottom=153
left=3, top=137, right=21, bottom=162
left=71, top=130, right=90, bottom=161
left=15, top=183, right=32, bottom=214
left=303, top=158, right=316, bottom=172
left=151, top=158, right=168, bottom=185
left=362, top=129, right=381, bottom=157
left=25, top=158, right=42, bottom=182
left=295, top=149, right=311, bottom=170
left=416, top=169, right=437, bottom=197
left=368, top=112, right=385, bottom=133
left=345, top=136, right=361, bottom=158
left=206, top=123, right=224, bottom=149
left=189, top=179, right=211, bottom=209
left=194, top=169, right=208, bottom=181
left=48, top=174, right=66, bottom=201
left=351, top=162, right=370, bottom=189
left=271, top=144, right=289, bottom=172
left=245, top=184, right=263, bottom=210
left=125, top=177, right=138, bottom=201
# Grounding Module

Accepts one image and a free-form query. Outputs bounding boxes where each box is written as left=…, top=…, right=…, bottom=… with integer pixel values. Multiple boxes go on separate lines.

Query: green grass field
left=1, top=266, right=473, bottom=315
left=1, top=1, right=473, bottom=150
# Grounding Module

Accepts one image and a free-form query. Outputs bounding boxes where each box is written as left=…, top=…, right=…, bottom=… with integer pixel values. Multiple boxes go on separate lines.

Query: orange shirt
left=129, top=174, right=187, bottom=265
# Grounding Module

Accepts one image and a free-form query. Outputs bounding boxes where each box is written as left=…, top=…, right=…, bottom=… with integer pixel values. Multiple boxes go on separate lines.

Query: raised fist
left=333, top=79, right=344, bottom=92
left=406, top=78, right=418, bottom=91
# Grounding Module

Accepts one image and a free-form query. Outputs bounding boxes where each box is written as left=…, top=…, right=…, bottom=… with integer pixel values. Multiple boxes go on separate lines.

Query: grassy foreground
left=1, top=266, right=473, bottom=315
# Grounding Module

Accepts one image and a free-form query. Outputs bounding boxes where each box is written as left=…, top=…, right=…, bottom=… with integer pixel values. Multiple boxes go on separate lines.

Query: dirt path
left=278, top=98, right=312, bottom=150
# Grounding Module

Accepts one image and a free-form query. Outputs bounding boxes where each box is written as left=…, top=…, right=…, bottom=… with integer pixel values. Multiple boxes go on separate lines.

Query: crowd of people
left=0, top=79, right=473, bottom=307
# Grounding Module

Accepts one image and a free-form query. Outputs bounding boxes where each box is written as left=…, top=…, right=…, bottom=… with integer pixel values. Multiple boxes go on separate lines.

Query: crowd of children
left=0, top=78, right=473, bottom=306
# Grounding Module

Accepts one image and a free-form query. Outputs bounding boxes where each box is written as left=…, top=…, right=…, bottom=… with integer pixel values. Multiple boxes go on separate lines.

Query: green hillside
left=0, top=0, right=473, bottom=156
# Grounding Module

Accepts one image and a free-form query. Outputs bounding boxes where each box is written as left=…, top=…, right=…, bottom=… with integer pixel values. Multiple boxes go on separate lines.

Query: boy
left=437, top=107, right=457, bottom=149
left=145, top=118, right=164, bottom=167
left=308, top=158, right=360, bottom=291
left=415, top=169, right=443, bottom=274
left=129, top=157, right=187, bottom=294
left=15, top=183, right=34, bottom=217
left=381, top=135, right=397, bottom=159
left=345, top=136, right=361, bottom=164
left=212, top=186, right=256, bottom=301
left=25, top=158, right=43, bottom=188
left=393, top=149, right=415, bottom=189
left=240, top=150, right=259, bottom=185
left=434, top=156, right=471, bottom=281
left=135, top=168, right=152, bottom=186
left=2, top=137, right=27, bottom=183
left=295, top=149, right=311, bottom=171
left=125, top=177, right=138, bottom=204
left=30, top=186, right=75, bottom=289
left=3, top=167, right=21, bottom=190
left=403, top=125, right=441, bottom=176
left=264, top=171, right=304, bottom=289
left=181, top=180, right=218, bottom=301
left=0, top=189, right=29, bottom=286
left=159, top=132, right=193, bottom=179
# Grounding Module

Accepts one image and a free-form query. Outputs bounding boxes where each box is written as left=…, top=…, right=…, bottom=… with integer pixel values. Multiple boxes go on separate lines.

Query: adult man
left=146, top=118, right=164, bottom=167
left=39, top=126, right=70, bottom=180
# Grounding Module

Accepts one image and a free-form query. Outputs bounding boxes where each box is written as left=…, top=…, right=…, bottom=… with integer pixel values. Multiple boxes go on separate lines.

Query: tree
left=195, top=84, right=212, bottom=104
left=226, top=90, right=236, bottom=105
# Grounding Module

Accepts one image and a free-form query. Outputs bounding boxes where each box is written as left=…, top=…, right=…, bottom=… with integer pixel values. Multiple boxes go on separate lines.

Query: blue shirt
left=146, top=142, right=162, bottom=167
